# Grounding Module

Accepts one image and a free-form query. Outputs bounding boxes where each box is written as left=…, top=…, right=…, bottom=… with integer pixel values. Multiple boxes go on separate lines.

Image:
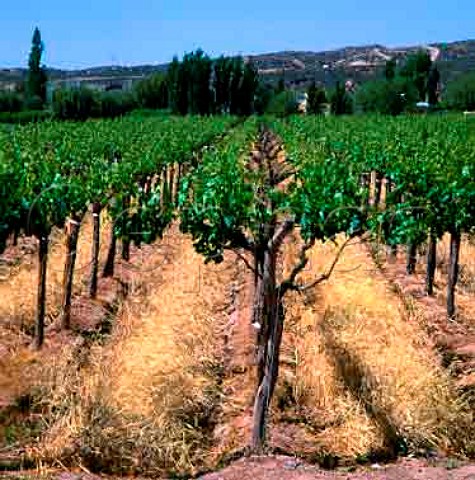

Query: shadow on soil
left=319, top=314, right=410, bottom=462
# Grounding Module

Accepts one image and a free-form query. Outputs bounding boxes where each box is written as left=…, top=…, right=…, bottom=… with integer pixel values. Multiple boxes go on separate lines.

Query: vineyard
left=0, top=114, right=475, bottom=476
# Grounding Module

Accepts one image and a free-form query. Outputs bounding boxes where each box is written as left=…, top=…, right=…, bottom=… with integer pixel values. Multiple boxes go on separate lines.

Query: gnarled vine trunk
left=406, top=243, right=417, bottom=274
left=252, top=245, right=280, bottom=452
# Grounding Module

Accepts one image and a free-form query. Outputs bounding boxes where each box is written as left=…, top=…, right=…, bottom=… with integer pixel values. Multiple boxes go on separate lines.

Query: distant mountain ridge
left=1, top=39, right=475, bottom=90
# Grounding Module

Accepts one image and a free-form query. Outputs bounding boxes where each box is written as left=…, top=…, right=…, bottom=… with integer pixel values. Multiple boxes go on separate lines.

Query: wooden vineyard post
left=385, top=177, right=398, bottom=260
left=89, top=203, right=101, bottom=298
left=103, top=218, right=117, bottom=278
left=374, top=171, right=383, bottom=207
left=159, top=166, right=167, bottom=211
left=447, top=230, right=461, bottom=318
left=169, top=162, right=176, bottom=207
left=121, top=195, right=131, bottom=261
left=173, top=162, right=181, bottom=206
left=426, top=230, right=437, bottom=296
left=359, top=172, right=371, bottom=209
left=133, top=179, right=145, bottom=249
left=61, top=216, right=81, bottom=329
left=369, top=170, right=377, bottom=207
left=252, top=245, right=277, bottom=452
left=34, top=234, right=49, bottom=349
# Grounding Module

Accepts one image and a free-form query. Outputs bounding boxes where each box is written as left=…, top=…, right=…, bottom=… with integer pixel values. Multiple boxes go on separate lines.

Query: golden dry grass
left=0, top=212, right=112, bottom=331
left=278, top=233, right=472, bottom=458
left=1, top=223, right=474, bottom=475
left=34, top=226, right=240, bottom=475
left=0, top=212, right=112, bottom=409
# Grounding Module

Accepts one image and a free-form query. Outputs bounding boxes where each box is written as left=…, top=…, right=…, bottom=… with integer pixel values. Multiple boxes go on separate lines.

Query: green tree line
left=3, top=28, right=475, bottom=120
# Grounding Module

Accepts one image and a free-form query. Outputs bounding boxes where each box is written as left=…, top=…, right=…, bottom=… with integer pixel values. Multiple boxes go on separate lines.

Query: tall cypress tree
left=428, top=66, right=440, bottom=106
left=167, top=56, right=180, bottom=114
left=239, top=60, right=258, bottom=115
left=214, top=56, right=233, bottom=114
left=177, top=54, right=191, bottom=115
left=230, top=57, right=244, bottom=115
left=26, top=27, right=47, bottom=108
left=400, top=50, right=432, bottom=102
left=168, top=50, right=257, bottom=116
left=307, top=81, right=327, bottom=114
left=189, top=49, right=212, bottom=115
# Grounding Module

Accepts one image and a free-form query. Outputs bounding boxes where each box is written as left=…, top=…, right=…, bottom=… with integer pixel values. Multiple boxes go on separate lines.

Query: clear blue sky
left=1, top=0, right=474, bottom=69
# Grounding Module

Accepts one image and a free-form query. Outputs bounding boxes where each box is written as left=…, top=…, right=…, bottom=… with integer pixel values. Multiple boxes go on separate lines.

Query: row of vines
left=0, top=115, right=239, bottom=348
left=179, top=114, right=475, bottom=451
left=1, top=114, right=474, bottom=454
left=273, top=115, right=475, bottom=318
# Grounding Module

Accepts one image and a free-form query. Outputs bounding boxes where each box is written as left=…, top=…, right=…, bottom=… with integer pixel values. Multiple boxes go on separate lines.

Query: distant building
left=0, top=82, right=19, bottom=92
left=345, top=79, right=356, bottom=93
left=296, top=92, right=308, bottom=113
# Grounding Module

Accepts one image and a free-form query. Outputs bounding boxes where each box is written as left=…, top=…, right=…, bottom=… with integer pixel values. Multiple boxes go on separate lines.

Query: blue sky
left=1, top=0, right=474, bottom=69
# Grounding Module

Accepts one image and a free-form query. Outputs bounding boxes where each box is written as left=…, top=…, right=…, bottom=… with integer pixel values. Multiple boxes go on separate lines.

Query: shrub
left=99, top=91, right=137, bottom=118
left=52, top=87, right=137, bottom=120
left=24, top=95, right=45, bottom=111
left=265, top=90, right=299, bottom=117
left=356, top=78, right=418, bottom=116
left=307, top=82, right=327, bottom=114
left=0, top=110, right=52, bottom=124
left=330, top=82, right=354, bottom=115
left=53, top=87, right=100, bottom=120
left=0, top=92, right=24, bottom=113
left=134, top=74, right=169, bottom=110
left=445, top=73, right=475, bottom=111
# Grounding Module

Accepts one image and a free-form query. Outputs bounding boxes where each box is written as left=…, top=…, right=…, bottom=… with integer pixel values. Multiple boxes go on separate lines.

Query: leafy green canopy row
left=179, top=117, right=260, bottom=260
left=1, top=115, right=239, bottom=348
left=180, top=115, right=370, bottom=261
left=0, top=115, right=237, bottom=252
left=179, top=118, right=370, bottom=451
left=273, top=115, right=475, bottom=319
left=273, top=115, right=475, bottom=244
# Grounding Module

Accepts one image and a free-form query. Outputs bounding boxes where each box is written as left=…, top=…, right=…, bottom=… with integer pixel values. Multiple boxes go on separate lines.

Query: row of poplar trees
left=166, top=49, right=259, bottom=116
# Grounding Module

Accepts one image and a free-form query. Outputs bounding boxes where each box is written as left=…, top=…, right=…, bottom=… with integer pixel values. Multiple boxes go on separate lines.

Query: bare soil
left=199, top=455, right=475, bottom=480
left=4, top=456, right=474, bottom=480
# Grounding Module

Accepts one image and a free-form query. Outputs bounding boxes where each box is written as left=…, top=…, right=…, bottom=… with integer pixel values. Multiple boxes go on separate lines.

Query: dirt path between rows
left=199, top=455, right=475, bottom=480
left=2, top=455, right=474, bottom=480
left=212, top=253, right=255, bottom=458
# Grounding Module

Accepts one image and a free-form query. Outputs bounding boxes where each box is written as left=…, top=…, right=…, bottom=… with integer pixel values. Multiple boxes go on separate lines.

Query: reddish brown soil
left=211, top=252, right=256, bottom=460
left=199, top=456, right=475, bottom=480
left=10, top=456, right=473, bottom=480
